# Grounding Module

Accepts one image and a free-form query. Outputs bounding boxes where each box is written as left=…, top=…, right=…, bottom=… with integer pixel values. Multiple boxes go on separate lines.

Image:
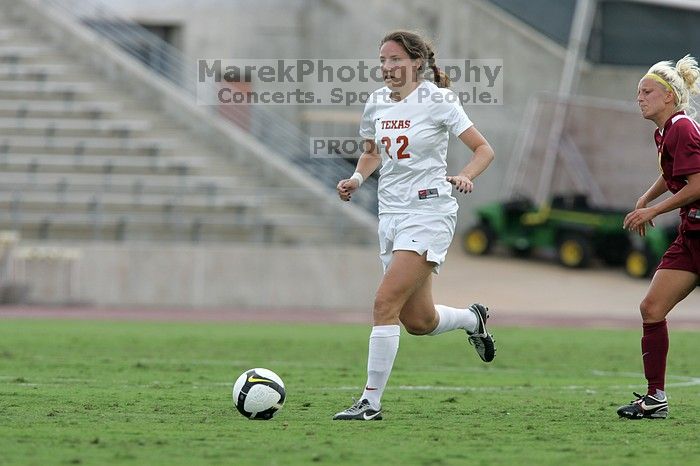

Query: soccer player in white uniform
left=333, top=31, right=496, bottom=421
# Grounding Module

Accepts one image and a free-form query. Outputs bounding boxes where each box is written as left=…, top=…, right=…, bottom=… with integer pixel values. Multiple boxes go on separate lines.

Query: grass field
left=1, top=319, right=700, bottom=466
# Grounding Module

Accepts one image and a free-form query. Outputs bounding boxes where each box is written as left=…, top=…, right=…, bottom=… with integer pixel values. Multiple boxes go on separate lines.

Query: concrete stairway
left=0, top=7, right=374, bottom=245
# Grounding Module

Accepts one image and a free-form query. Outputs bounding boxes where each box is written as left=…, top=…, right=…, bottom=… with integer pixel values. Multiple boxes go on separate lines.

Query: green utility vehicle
left=624, top=224, right=677, bottom=278
left=463, top=194, right=675, bottom=277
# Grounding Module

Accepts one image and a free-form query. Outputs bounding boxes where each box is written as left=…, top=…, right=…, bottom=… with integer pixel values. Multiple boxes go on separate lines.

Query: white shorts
left=378, top=213, right=457, bottom=274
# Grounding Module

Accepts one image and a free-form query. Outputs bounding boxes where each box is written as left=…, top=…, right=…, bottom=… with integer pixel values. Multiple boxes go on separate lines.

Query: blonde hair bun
left=676, top=54, right=700, bottom=96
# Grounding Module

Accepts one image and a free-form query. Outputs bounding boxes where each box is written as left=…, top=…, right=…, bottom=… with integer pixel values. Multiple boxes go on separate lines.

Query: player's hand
left=624, top=207, right=656, bottom=236
left=635, top=196, right=648, bottom=210
left=337, top=178, right=359, bottom=202
left=446, top=175, right=473, bottom=194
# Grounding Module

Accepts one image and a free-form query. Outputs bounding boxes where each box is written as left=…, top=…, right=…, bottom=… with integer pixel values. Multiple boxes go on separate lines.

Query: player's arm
left=626, top=175, right=668, bottom=235
left=637, top=175, right=668, bottom=208
left=337, top=140, right=381, bottom=202
left=447, top=126, right=495, bottom=193
left=625, top=172, right=700, bottom=234
left=353, top=139, right=382, bottom=182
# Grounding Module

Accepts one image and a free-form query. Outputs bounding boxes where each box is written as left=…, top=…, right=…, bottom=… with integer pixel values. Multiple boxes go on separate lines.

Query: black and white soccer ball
left=232, top=368, right=286, bottom=420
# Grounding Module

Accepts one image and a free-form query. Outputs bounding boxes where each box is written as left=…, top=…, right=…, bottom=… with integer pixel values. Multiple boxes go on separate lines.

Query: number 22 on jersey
left=380, top=136, right=411, bottom=159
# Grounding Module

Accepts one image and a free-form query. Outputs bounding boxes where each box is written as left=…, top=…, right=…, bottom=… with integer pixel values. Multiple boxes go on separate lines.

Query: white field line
left=3, top=369, right=700, bottom=392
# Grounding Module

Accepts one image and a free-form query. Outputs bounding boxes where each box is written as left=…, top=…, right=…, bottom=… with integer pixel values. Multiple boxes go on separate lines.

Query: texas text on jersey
left=359, top=80, right=473, bottom=215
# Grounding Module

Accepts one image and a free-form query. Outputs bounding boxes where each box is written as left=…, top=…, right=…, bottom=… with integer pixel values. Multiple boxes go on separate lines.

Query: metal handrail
left=37, top=0, right=379, bottom=214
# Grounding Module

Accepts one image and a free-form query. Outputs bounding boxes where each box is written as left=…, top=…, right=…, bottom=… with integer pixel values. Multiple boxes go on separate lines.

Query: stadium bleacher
left=0, top=8, right=375, bottom=245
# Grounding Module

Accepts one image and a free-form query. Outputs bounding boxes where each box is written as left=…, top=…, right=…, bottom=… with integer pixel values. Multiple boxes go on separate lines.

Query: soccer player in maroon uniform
left=618, top=55, right=700, bottom=419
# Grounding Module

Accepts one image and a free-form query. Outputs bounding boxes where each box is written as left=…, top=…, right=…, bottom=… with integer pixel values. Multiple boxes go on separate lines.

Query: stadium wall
left=12, top=242, right=381, bottom=309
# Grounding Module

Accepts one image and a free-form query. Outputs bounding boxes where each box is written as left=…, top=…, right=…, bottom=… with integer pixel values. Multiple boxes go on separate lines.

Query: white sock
left=428, top=304, right=478, bottom=335
left=361, top=325, right=400, bottom=410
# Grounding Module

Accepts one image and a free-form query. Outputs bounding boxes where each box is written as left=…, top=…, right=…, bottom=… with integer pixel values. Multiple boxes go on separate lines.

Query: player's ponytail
left=380, top=30, right=450, bottom=88
left=646, top=54, right=700, bottom=117
left=426, top=48, right=451, bottom=88
left=676, top=55, right=700, bottom=97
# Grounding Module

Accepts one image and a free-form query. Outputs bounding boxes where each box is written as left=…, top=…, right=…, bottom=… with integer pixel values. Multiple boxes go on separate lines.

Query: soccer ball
left=232, top=368, right=286, bottom=420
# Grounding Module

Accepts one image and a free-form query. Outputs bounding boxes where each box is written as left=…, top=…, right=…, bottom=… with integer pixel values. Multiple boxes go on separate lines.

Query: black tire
left=509, top=245, right=532, bottom=258
left=598, top=235, right=630, bottom=266
left=463, top=223, right=494, bottom=256
left=557, top=232, right=593, bottom=268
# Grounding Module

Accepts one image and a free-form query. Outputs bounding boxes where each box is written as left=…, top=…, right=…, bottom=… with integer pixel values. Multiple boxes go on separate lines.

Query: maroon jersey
left=655, top=111, right=700, bottom=232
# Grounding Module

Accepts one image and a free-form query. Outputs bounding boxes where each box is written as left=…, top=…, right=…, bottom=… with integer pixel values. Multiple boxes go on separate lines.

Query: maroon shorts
left=657, top=231, right=700, bottom=275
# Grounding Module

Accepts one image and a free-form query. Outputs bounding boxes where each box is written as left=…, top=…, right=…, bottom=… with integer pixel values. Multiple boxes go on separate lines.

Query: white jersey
left=359, top=80, right=473, bottom=215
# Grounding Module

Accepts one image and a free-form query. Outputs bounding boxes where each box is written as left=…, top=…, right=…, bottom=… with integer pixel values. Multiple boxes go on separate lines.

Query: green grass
left=1, top=319, right=700, bottom=466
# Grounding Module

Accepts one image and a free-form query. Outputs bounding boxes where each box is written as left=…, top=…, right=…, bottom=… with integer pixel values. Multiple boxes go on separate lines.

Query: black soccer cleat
left=332, top=398, right=382, bottom=421
left=467, top=303, right=496, bottom=363
left=617, top=392, right=668, bottom=419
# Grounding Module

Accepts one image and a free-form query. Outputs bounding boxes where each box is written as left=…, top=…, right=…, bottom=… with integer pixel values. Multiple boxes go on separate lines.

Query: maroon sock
left=641, top=319, right=669, bottom=395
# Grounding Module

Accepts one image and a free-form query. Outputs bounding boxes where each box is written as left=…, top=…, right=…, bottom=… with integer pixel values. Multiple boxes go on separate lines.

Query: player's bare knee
left=400, top=317, right=420, bottom=335
left=400, top=313, right=436, bottom=335
left=402, top=324, right=423, bottom=335
left=639, top=298, right=654, bottom=320
left=373, top=293, right=401, bottom=323
left=639, top=297, right=666, bottom=323
left=402, top=321, right=431, bottom=335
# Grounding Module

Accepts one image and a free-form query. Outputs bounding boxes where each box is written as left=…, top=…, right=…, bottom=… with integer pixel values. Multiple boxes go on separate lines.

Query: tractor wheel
left=557, top=233, right=593, bottom=268
left=625, top=248, right=654, bottom=278
left=509, top=241, right=532, bottom=258
left=598, top=235, right=629, bottom=266
left=463, top=224, right=494, bottom=256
